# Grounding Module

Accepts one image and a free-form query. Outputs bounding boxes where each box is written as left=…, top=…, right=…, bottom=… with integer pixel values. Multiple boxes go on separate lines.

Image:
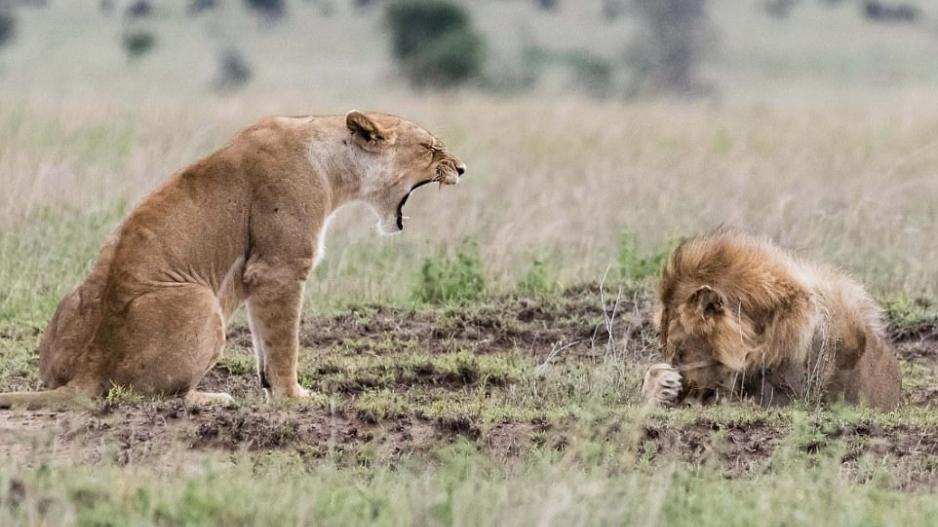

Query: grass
left=3, top=426, right=938, bottom=526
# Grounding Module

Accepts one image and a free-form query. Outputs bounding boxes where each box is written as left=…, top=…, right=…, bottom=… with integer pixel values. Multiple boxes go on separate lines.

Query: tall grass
left=2, top=94, right=937, bottom=324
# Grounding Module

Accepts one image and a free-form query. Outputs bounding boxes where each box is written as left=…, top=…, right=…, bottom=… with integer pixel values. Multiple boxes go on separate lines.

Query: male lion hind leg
left=642, top=363, right=683, bottom=407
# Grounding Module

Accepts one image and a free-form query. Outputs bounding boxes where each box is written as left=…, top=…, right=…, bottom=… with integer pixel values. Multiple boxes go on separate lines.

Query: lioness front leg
left=642, top=363, right=683, bottom=406
left=244, top=258, right=312, bottom=400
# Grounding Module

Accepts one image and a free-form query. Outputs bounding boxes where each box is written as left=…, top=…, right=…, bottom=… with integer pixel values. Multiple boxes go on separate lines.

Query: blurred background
left=0, top=0, right=936, bottom=322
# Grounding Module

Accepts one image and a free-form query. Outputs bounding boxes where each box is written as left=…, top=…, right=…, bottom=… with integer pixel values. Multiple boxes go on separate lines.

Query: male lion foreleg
left=244, top=263, right=310, bottom=400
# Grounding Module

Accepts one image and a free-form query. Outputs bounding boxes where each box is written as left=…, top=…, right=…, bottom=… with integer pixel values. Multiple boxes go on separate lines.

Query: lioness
left=642, top=230, right=901, bottom=410
left=0, top=111, right=465, bottom=409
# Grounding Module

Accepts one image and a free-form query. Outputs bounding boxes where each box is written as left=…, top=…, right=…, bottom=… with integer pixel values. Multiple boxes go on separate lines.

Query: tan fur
left=0, top=111, right=465, bottom=409
left=645, top=229, right=900, bottom=410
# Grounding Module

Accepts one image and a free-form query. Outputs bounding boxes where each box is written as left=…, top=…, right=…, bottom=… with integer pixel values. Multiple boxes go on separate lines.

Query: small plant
left=616, top=230, right=670, bottom=283
left=517, top=255, right=559, bottom=295
left=385, top=0, right=486, bottom=88
left=884, top=293, right=933, bottom=324
left=121, top=28, right=156, bottom=60
left=413, top=239, right=486, bottom=304
left=104, top=384, right=143, bottom=405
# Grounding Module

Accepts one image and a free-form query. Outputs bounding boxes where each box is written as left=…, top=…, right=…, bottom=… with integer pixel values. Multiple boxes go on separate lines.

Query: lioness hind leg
left=106, top=284, right=226, bottom=397
left=184, top=391, right=236, bottom=408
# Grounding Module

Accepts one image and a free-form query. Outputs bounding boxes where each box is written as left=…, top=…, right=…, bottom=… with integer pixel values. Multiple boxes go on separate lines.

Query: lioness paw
left=269, top=383, right=310, bottom=401
left=642, top=363, right=683, bottom=406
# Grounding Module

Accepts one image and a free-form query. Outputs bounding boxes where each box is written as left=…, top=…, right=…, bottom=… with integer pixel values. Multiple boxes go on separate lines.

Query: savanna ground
left=2, top=1, right=938, bottom=525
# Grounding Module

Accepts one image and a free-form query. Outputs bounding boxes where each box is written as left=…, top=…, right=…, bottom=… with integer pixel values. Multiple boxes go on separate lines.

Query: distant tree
left=244, top=0, right=286, bottom=22
left=762, top=0, right=799, bottom=19
left=760, top=0, right=921, bottom=26
left=862, top=1, right=919, bottom=23
left=214, top=47, right=252, bottom=91
left=188, top=0, right=217, bottom=16
left=602, top=0, right=627, bottom=20
left=624, top=0, right=717, bottom=98
left=533, top=0, right=558, bottom=11
left=0, top=11, right=15, bottom=50
left=124, top=0, right=152, bottom=19
left=121, top=28, right=156, bottom=59
left=353, top=0, right=380, bottom=11
left=310, top=0, right=336, bottom=16
left=385, top=0, right=486, bottom=88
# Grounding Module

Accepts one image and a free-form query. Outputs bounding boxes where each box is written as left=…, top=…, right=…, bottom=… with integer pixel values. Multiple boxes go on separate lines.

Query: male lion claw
left=642, top=363, right=683, bottom=406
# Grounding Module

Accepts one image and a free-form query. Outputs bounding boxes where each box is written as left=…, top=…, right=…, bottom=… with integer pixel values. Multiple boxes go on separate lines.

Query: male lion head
left=344, top=110, right=466, bottom=234
left=658, top=285, right=746, bottom=402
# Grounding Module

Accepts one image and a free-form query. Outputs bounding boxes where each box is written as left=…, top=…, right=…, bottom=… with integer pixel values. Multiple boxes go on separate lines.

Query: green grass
left=3, top=440, right=938, bottom=526
left=413, top=238, right=487, bottom=305
left=0, top=205, right=127, bottom=326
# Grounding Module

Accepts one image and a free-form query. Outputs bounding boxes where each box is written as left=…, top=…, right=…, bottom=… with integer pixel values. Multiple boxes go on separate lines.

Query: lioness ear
left=346, top=110, right=396, bottom=149
left=689, top=285, right=725, bottom=319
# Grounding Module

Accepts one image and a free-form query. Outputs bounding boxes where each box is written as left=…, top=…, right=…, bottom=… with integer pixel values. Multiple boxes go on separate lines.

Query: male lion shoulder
left=643, top=229, right=900, bottom=410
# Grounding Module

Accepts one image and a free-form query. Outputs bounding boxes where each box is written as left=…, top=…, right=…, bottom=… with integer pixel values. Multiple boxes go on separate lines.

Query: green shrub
left=883, top=293, right=934, bottom=324
left=385, top=0, right=486, bottom=88
left=616, top=230, right=670, bottom=283
left=517, top=255, right=560, bottom=295
left=413, top=239, right=485, bottom=304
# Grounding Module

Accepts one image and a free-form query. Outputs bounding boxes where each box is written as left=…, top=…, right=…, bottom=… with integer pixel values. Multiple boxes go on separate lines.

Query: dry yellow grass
left=1, top=1, right=936, bottom=318
left=2, top=90, right=937, bottom=312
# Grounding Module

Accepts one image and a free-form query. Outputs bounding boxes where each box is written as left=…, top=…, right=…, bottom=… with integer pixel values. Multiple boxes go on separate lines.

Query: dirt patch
left=890, top=319, right=938, bottom=406
left=290, top=284, right=658, bottom=359
left=891, top=319, right=938, bottom=363
left=2, top=285, right=938, bottom=488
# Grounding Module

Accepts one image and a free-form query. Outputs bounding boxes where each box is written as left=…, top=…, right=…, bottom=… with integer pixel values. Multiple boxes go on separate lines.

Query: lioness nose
left=456, top=163, right=466, bottom=176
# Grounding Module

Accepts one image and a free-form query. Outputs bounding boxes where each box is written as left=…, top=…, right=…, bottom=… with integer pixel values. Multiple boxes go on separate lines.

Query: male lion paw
left=642, top=363, right=683, bottom=407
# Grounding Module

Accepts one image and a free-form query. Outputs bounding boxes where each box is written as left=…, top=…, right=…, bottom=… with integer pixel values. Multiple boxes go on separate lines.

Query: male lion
left=0, top=111, right=466, bottom=408
left=642, top=230, right=901, bottom=410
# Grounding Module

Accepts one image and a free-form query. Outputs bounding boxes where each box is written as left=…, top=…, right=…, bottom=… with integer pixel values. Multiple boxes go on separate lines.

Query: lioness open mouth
left=395, top=179, right=437, bottom=230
